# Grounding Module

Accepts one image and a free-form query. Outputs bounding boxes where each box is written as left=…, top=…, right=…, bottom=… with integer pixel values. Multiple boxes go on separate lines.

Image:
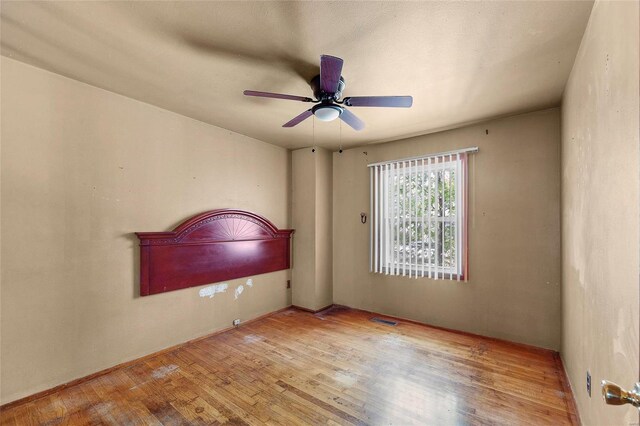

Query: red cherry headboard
left=135, top=209, right=294, bottom=296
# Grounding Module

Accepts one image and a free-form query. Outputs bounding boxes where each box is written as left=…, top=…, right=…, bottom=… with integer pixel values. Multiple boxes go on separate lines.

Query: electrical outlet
left=586, top=371, right=591, bottom=397
left=286, top=280, right=291, bottom=289
left=233, top=319, right=240, bottom=327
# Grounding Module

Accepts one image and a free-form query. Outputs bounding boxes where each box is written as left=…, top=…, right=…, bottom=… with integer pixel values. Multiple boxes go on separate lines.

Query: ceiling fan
left=243, top=55, right=413, bottom=131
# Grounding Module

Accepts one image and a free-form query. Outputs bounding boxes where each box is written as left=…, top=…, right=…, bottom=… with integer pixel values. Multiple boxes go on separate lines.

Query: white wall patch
left=234, top=285, right=244, bottom=300
left=246, top=278, right=253, bottom=287
left=199, top=283, right=228, bottom=298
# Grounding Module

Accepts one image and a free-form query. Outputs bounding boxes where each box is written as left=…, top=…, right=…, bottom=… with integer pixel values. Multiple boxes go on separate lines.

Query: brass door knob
left=601, top=380, right=640, bottom=409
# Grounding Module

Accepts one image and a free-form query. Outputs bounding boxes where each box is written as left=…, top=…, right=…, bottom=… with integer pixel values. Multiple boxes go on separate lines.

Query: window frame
left=389, top=158, right=462, bottom=278
left=370, top=153, right=470, bottom=281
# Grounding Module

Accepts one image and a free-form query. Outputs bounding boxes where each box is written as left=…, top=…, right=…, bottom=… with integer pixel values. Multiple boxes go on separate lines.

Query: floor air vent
left=371, top=317, right=398, bottom=326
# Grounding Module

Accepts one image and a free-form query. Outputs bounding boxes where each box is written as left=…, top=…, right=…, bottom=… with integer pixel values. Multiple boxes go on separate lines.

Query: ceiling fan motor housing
left=310, top=75, right=346, bottom=101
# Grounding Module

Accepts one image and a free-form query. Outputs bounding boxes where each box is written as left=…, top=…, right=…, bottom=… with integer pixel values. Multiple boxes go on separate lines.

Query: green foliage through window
left=390, top=165, right=457, bottom=273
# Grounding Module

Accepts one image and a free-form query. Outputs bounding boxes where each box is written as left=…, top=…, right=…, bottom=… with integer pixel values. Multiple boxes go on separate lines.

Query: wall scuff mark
left=234, top=285, right=244, bottom=300
left=246, top=279, right=253, bottom=288
left=198, top=283, right=228, bottom=298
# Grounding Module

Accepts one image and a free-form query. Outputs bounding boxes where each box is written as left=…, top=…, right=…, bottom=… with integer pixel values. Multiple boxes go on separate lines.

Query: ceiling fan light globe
left=313, top=105, right=343, bottom=122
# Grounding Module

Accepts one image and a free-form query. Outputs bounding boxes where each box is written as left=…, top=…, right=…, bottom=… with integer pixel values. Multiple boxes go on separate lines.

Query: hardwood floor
left=0, top=306, right=577, bottom=425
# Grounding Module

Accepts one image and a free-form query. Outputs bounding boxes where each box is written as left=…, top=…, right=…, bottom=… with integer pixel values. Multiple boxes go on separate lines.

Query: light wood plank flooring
left=0, top=306, right=577, bottom=425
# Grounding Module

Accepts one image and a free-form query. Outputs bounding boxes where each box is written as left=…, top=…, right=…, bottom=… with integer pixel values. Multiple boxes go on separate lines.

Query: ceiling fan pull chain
left=313, top=116, right=315, bottom=152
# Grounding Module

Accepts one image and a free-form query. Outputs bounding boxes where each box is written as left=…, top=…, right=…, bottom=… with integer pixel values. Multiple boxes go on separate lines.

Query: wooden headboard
left=135, top=209, right=294, bottom=296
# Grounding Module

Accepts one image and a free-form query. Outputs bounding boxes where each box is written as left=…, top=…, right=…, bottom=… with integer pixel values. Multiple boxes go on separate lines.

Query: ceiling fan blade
left=320, top=55, right=344, bottom=94
left=283, top=109, right=313, bottom=127
left=339, top=109, right=364, bottom=131
left=343, top=96, right=413, bottom=108
left=244, top=90, right=312, bottom=102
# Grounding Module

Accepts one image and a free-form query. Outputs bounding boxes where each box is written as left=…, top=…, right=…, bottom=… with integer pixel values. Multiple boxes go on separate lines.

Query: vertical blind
left=368, top=147, right=476, bottom=281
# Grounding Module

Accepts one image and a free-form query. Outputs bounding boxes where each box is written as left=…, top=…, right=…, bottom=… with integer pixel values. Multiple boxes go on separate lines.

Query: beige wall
left=291, top=147, right=333, bottom=310
left=333, top=108, right=562, bottom=349
left=315, top=148, right=333, bottom=309
left=292, top=148, right=316, bottom=309
left=561, top=1, right=639, bottom=425
left=0, top=57, right=291, bottom=404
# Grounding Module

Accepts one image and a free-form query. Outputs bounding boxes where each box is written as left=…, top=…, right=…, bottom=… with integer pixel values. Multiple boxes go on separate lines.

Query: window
left=369, top=149, right=474, bottom=280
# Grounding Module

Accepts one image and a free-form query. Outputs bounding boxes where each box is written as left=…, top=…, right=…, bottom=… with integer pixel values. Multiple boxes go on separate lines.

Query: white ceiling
left=1, top=1, right=593, bottom=150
